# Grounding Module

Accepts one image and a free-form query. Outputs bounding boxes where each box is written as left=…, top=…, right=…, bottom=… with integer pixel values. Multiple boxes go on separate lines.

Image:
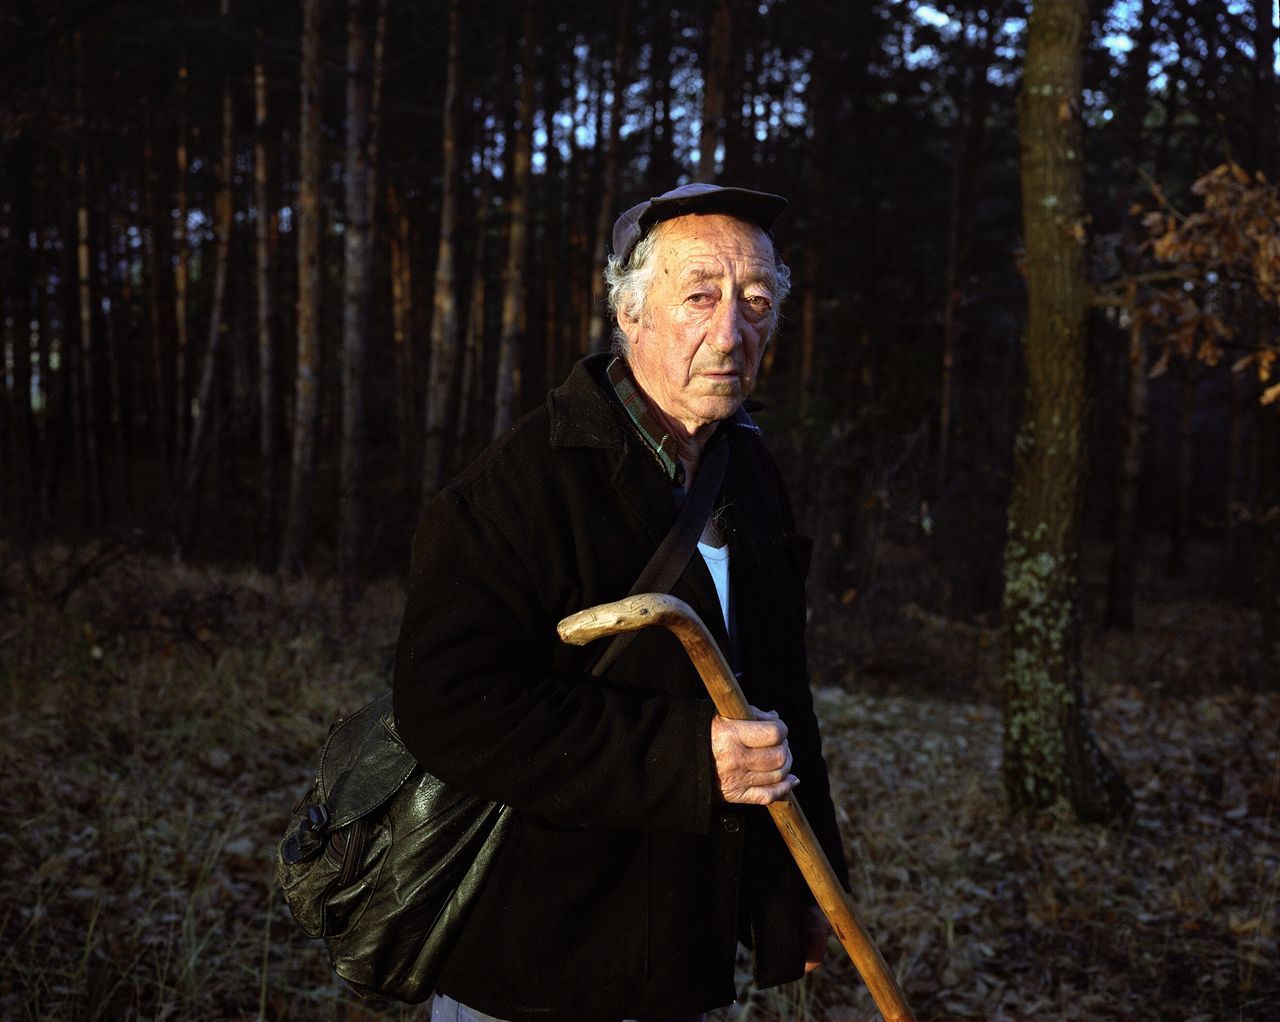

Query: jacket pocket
left=481, top=815, right=649, bottom=983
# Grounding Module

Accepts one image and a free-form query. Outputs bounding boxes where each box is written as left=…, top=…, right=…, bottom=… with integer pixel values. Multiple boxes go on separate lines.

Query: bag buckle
left=281, top=801, right=331, bottom=864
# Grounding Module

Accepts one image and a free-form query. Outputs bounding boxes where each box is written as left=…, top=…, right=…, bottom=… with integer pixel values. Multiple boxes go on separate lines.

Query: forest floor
left=0, top=541, right=1276, bottom=1021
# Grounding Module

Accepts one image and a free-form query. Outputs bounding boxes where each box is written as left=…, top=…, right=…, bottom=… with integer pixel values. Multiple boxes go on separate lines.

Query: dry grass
left=1, top=544, right=1276, bottom=1021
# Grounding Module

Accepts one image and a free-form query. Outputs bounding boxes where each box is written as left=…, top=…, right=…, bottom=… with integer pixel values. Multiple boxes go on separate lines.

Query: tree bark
left=1104, top=294, right=1148, bottom=630
left=456, top=165, right=491, bottom=456
left=423, top=0, right=463, bottom=499
left=1001, top=0, right=1132, bottom=823
left=141, top=130, right=169, bottom=460
left=937, top=8, right=998, bottom=496
left=491, top=1, right=536, bottom=438
left=283, top=0, right=324, bottom=575
left=338, top=0, right=380, bottom=586
left=74, top=32, right=103, bottom=527
left=695, top=0, right=733, bottom=183
left=254, top=49, right=279, bottom=572
left=386, top=183, right=418, bottom=505
left=173, top=61, right=191, bottom=477
left=646, top=6, right=676, bottom=193
left=1167, top=359, right=1194, bottom=577
left=184, top=4, right=235, bottom=523
left=7, top=130, right=35, bottom=537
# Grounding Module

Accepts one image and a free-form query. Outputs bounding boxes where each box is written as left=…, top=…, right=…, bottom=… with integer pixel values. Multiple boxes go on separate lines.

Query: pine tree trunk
left=338, top=0, right=378, bottom=586
left=695, top=0, right=732, bottom=183
left=647, top=7, right=675, bottom=193
left=1104, top=297, right=1148, bottom=630
left=1260, top=405, right=1280, bottom=687
left=7, top=130, right=35, bottom=537
left=283, top=0, right=324, bottom=575
left=422, top=0, right=462, bottom=499
left=938, top=14, right=997, bottom=496
left=1001, top=0, right=1132, bottom=823
left=586, top=0, right=630, bottom=355
left=174, top=61, right=191, bottom=477
left=1167, top=359, right=1194, bottom=577
left=75, top=33, right=103, bottom=527
left=491, top=2, right=536, bottom=438
left=387, top=183, right=417, bottom=505
left=254, top=51, right=279, bottom=571
left=184, top=20, right=235, bottom=520
left=456, top=168, right=490, bottom=454
left=141, top=132, right=169, bottom=460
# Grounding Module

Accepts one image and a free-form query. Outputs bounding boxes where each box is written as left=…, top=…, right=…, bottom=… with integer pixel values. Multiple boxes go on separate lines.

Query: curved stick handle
left=558, top=593, right=916, bottom=1022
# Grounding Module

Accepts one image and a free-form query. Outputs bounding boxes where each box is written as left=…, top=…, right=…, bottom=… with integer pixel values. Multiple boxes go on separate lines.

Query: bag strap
left=589, top=434, right=730, bottom=678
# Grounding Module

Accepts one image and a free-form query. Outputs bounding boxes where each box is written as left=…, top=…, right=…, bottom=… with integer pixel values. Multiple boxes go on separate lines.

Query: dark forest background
left=2, top=1, right=1279, bottom=1020
left=3, top=0, right=1276, bottom=611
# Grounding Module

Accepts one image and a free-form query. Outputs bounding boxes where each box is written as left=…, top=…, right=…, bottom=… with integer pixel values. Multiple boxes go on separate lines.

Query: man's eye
left=687, top=293, right=715, bottom=306
left=744, top=296, right=772, bottom=314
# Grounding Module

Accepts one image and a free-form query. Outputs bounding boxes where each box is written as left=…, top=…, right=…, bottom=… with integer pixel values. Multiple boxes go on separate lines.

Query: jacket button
left=720, top=815, right=741, bottom=833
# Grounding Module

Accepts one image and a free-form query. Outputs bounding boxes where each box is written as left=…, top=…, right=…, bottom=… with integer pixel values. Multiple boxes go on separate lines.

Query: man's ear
left=617, top=307, right=639, bottom=347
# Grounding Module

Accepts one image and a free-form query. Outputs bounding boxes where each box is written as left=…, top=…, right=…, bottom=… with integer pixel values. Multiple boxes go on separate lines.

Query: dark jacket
left=393, top=354, right=847, bottom=1021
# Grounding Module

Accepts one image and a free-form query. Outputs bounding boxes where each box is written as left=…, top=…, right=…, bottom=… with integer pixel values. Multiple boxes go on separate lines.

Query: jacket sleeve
left=393, top=486, right=719, bottom=835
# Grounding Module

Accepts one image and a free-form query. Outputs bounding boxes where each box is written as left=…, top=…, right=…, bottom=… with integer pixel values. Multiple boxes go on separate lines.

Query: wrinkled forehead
left=652, top=213, right=777, bottom=282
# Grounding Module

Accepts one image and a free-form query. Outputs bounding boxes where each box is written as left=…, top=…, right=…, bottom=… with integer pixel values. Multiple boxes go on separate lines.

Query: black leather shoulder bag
left=274, top=439, right=728, bottom=1003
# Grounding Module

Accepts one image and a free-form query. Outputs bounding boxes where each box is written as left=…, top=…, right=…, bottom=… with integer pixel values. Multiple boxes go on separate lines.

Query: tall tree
left=173, top=60, right=191, bottom=476
left=1000, top=0, right=1132, bottom=822
left=254, top=42, right=279, bottom=571
left=183, top=0, right=236, bottom=527
left=6, top=129, right=35, bottom=537
left=338, top=0, right=381, bottom=586
left=491, top=0, right=536, bottom=438
left=695, top=0, right=733, bottom=183
left=73, top=31, right=103, bottom=526
left=283, top=0, right=324, bottom=575
left=423, top=0, right=463, bottom=498
left=586, top=0, right=631, bottom=355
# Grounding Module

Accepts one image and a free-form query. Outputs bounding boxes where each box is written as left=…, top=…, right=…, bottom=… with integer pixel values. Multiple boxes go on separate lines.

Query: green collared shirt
left=606, top=355, right=761, bottom=501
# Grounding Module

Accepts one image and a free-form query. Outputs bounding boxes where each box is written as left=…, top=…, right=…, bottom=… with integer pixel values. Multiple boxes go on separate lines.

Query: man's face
left=618, top=213, right=777, bottom=440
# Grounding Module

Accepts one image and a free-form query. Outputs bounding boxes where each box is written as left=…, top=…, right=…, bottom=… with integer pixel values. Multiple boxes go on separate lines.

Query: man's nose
left=707, top=297, right=742, bottom=351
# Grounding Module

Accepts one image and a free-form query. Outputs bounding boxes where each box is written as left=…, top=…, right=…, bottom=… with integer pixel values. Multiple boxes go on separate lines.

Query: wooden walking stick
left=558, top=592, right=916, bottom=1022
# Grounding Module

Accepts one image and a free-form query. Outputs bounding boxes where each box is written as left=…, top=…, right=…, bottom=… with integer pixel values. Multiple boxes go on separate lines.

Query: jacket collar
left=547, top=353, right=631, bottom=452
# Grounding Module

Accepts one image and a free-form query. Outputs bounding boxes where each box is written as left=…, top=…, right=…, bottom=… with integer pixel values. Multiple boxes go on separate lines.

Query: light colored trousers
left=430, top=992, right=706, bottom=1022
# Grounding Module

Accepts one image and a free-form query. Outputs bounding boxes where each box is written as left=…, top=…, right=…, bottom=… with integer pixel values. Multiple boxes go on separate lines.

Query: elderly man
left=393, top=183, right=848, bottom=1022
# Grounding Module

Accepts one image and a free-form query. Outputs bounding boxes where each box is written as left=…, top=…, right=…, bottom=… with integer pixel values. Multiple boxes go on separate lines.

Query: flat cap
left=610, top=182, right=788, bottom=265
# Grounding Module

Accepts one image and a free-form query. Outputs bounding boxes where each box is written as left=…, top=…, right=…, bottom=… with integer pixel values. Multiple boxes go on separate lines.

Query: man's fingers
left=711, top=710, right=797, bottom=805
left=738, top=774, right=799, bottom=805
left=725, top=715, right=789, bottom=748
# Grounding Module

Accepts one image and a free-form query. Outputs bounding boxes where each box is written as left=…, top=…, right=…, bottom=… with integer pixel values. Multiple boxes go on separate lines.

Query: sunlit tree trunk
left=423, top=0, right=462, bottom=499
left=586, top=0, right=630, bottom=355
left=1001, top=0, right=1132, bottom=823
left=491, top=1, right=536, bottom=437
left=283, top=0, right=323, bottom=575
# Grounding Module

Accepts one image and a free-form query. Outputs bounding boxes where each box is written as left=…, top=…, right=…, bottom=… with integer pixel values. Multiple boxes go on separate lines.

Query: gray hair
left=604, top=219, right=792, bottom=357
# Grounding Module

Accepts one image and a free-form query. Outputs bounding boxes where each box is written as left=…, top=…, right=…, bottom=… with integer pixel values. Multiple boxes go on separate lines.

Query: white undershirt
left=697, top=541, right=731, bottom=630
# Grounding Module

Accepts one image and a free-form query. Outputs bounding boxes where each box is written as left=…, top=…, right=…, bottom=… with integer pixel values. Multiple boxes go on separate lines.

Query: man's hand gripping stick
left=557, top=592, right=916, bottom=1022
